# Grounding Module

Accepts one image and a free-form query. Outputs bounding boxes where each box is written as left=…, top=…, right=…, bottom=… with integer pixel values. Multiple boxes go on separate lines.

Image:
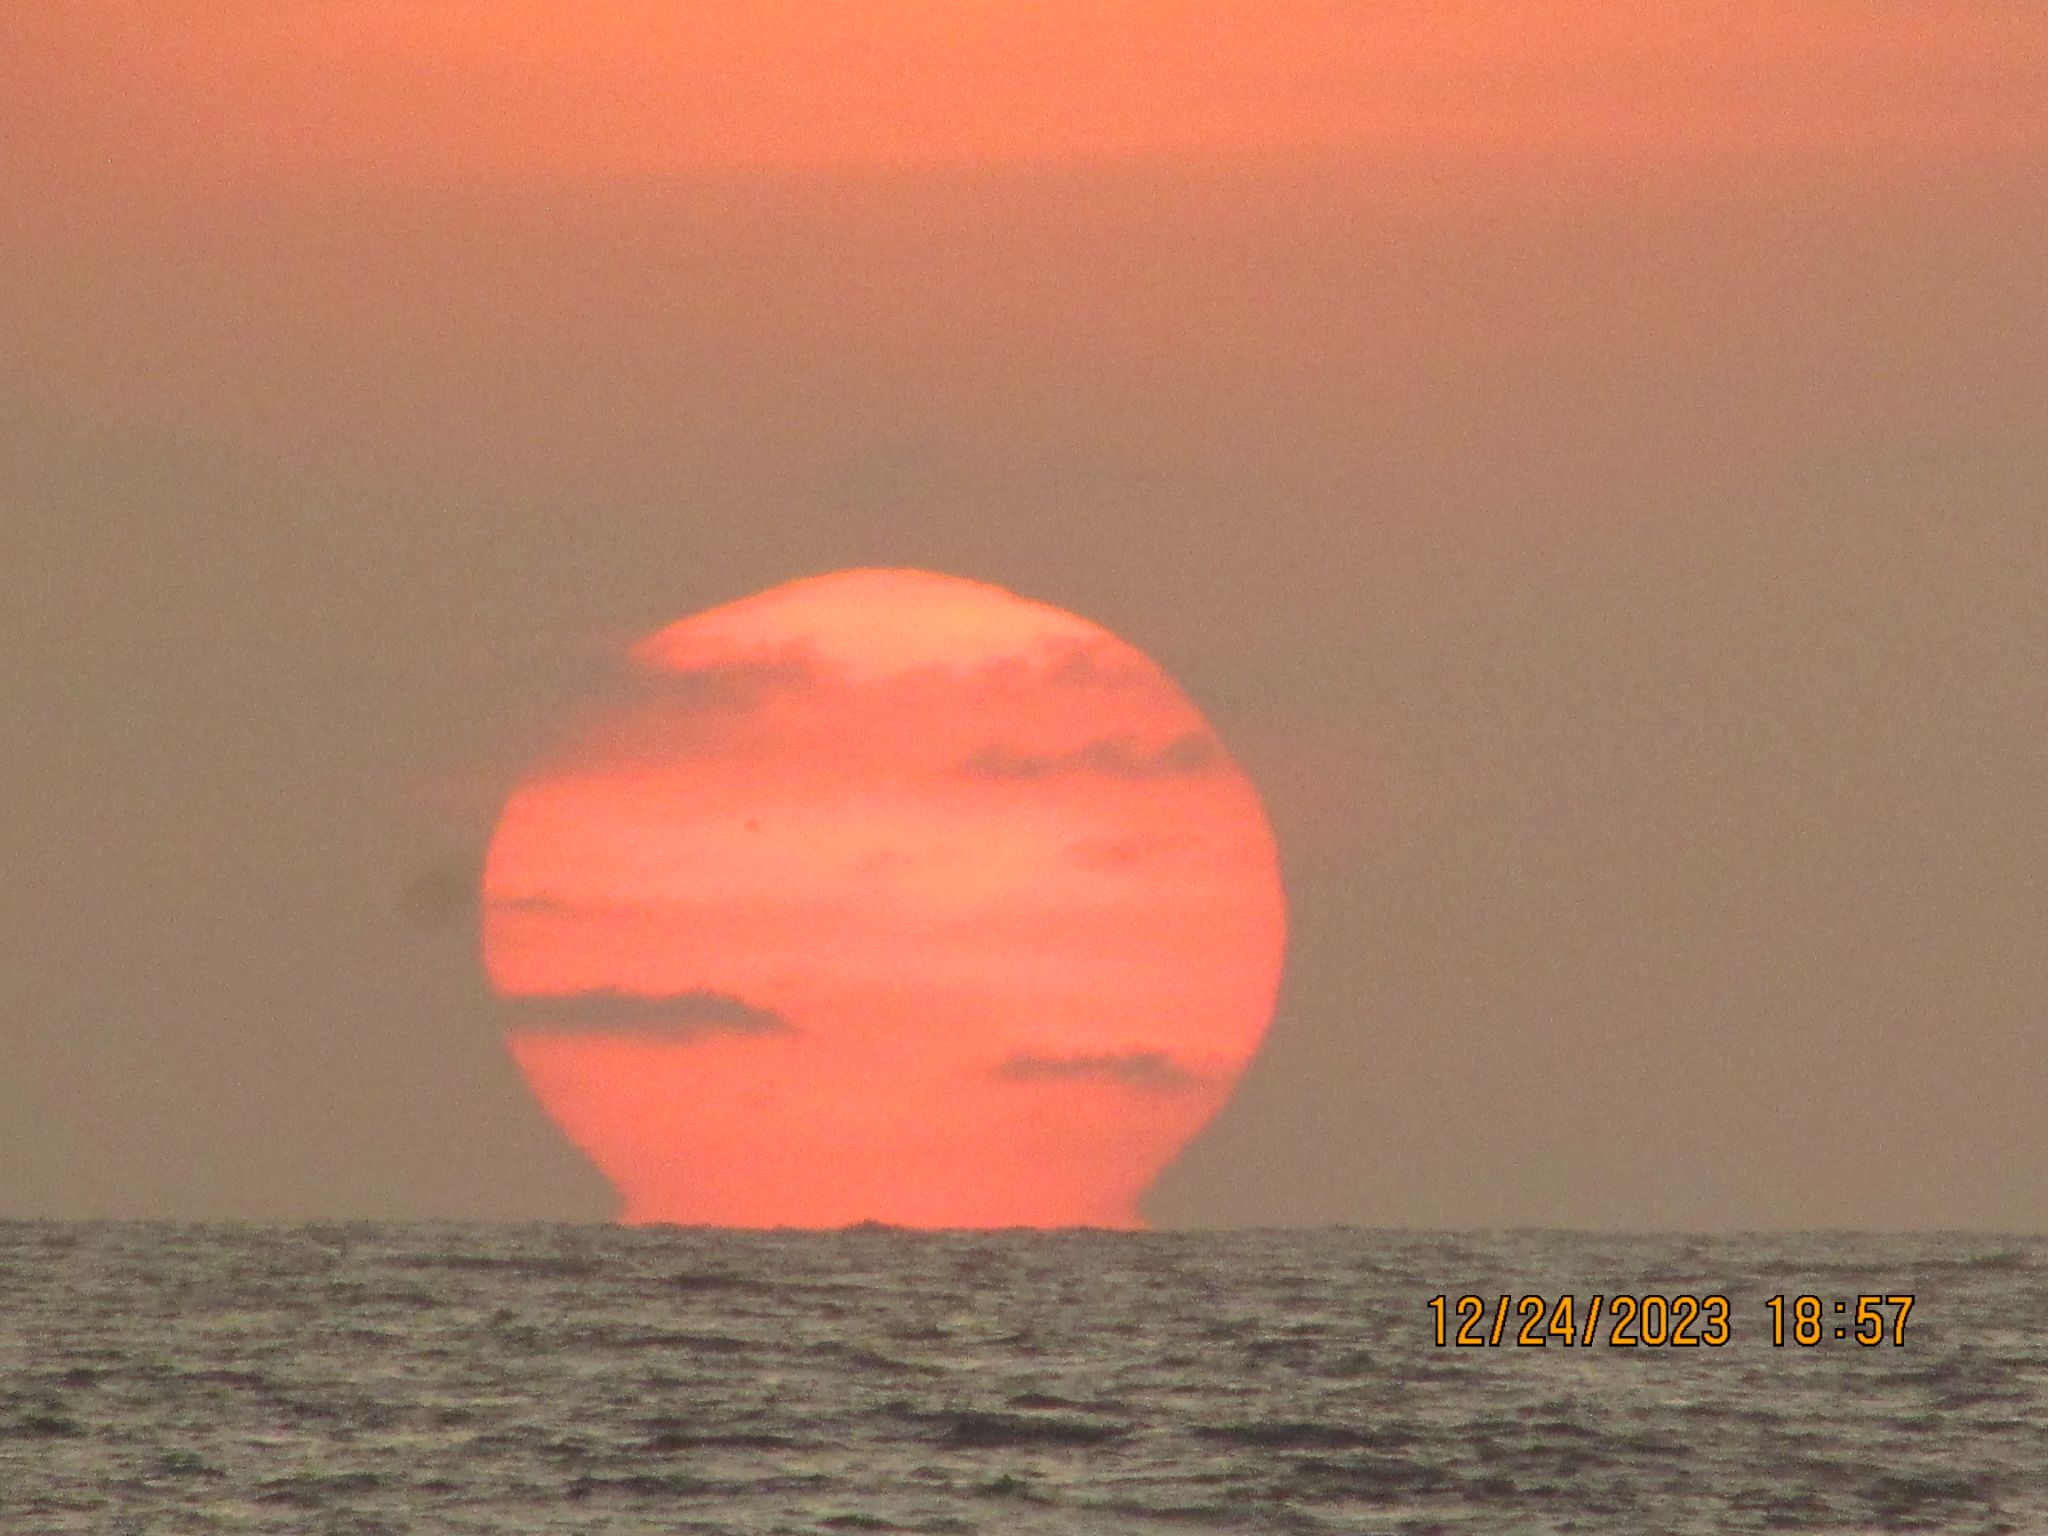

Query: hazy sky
left=4, top=3, right=2045, bottom=1228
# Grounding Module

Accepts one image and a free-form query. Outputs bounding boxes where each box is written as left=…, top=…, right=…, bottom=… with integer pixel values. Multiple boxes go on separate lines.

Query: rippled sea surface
left=3, top=1225, right=2044, bottom=1534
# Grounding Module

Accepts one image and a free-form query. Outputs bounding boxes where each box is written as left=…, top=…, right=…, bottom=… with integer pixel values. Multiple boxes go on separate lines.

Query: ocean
left=2, top=1224, right=2041, bottom=1533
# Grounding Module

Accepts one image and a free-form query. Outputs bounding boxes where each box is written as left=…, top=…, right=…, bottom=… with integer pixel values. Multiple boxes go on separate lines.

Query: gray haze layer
left=3, top=140, right=2044, bottom=1225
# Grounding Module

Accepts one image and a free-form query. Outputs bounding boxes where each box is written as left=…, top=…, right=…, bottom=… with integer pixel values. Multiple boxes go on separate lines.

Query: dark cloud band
left=992, top=1049, right=1203, bottom=1093
left=503, top=987, right=797, bottom=1039
left=635, top=651, right=819, bottom=713
left=961, top=731, right=1218, bottom=782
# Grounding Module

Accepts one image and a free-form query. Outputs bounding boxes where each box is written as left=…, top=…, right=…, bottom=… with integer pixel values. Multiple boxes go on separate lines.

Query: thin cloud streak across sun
left=504, top=987, right=799, bottom=1040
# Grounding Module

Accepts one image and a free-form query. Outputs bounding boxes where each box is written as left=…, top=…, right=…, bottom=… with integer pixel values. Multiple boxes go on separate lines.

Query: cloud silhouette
left=503, top=988, right=798, bottom=1040
left=549, top=648, right=825, bottom=772
left=398, top=863, right=478, bottom=930
left=1043, top=640, right=1149, bottom=689
left=992, top=1050, right=1204, bottom=1093
left=961, top=731, right=1219, bottom=782
left=487, top=892, right=645, bottom=922
left=636, top=650, right=820, bottom=714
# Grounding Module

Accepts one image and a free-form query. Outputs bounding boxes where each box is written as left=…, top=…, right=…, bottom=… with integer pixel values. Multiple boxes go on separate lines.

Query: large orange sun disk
left=482, top=569, right=1285, bottom=1227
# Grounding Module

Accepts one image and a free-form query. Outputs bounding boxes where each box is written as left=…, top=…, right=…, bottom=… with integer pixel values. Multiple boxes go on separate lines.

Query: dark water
left=2, top=1225, right=2043, bottom=1533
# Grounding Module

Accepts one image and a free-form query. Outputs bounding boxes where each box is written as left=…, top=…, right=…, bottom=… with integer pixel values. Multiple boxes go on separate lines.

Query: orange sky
left=5, top=5, right=2044, bottom=1235
left=10, top=1, right=2044, bottom=198
left=482, top=571, right=1286, bottom=1226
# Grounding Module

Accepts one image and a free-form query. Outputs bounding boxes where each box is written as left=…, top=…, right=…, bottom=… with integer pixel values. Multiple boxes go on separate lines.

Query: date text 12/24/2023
left=1427, top=1294, right=1916, bottom=1348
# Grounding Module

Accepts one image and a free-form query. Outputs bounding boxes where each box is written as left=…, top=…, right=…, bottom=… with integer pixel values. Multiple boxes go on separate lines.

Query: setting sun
left=481, top=569, right=1286, bottom=1226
